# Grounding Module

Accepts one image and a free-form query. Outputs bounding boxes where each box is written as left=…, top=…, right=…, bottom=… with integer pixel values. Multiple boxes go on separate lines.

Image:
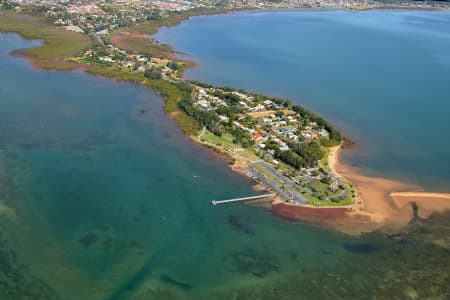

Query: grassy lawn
left=318, top=147, right=331, bottom=170
left=0, top=12, right=92, bottom=69
left=201, top=131, right=235, bottom=148
left=303, top=187, right=353, bottom=206
left=276, top=161, right=297, bottom=176
left=253, top=164, right=283, bottom=186
left=310, top=196, right=353, bottom=207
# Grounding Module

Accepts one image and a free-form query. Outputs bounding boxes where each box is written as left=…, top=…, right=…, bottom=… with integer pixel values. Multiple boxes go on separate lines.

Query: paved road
left=248, top=161, right=308, bottom=204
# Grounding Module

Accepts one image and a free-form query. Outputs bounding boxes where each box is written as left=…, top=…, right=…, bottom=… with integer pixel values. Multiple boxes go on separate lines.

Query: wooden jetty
left=211, top=194, right=276, bottom=206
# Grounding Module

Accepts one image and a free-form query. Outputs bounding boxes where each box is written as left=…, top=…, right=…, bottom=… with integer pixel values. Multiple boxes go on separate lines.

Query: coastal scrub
left=0, top=12, right=91, bottom=70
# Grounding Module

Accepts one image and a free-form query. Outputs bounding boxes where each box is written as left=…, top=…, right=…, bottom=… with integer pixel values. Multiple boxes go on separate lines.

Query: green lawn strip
left=316, top=197, right=353, bottom=207
left=318, top=147, right=331, bottom=171
left=252, top=164, right=285, bottom=187
left=302, top=192, right=319, bottom=205
left=276, top=162, right=294, bottom=175
left=201, top=131, right=235, bottom=148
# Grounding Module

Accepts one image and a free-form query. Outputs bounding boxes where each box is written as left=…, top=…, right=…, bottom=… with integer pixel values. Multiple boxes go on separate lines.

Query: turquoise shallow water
left=0, top=29, right=450, bottom=299
left=156, top=9, right=450, bottom=191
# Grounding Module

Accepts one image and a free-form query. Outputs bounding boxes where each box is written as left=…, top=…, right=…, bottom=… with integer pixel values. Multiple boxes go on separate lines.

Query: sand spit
left=197, top=135, right=450, bottom=235
left=273, top=146, right=450, bottom=235
left=329, top=146, right=450, bottom=233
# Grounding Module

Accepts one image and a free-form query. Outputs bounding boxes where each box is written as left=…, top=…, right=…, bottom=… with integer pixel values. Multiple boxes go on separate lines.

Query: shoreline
left=10, top=48, right=90, bottom=71
left=154, top=11, right=450, bottom=235
left=158, top=7, right=449, bottom=77
left=271, top=145, right=450, bottom=234
left=2, top=10, right=450, bottom=235
left=329, top=145, right=450, bottom=232
left=204, top=138, right=450, bottom=235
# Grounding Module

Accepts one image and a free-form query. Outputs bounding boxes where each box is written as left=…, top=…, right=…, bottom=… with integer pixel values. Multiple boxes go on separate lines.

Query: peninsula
left=1, top=0, right=450, bottom=235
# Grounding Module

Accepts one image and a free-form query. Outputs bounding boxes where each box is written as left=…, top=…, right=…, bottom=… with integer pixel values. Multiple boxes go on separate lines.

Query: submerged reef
left=213, top=212, right=450, bottom=300
left=227, top=214, right=255, bottom=236
left=228, top=248, right=280, bottom=278
left=0, top=233, right=60, bottom=300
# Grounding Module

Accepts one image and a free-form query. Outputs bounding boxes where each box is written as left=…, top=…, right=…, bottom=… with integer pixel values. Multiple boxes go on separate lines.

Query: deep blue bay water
left=1, top=15, right=450, bottom=300
left=156, top=9, right=450, bottom=191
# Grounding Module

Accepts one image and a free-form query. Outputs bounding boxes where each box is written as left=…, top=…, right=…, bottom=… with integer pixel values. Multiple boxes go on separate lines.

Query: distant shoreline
left=161, top=7, right=450, bottom=75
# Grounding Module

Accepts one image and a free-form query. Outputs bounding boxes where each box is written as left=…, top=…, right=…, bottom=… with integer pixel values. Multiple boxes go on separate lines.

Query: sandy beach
left=196, top=133, right=450, bottom=234
left=328, top=145, right=450, bottom=232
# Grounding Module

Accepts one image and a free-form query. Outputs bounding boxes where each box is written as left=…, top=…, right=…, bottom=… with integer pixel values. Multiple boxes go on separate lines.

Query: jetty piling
left=211, top=194, right=276, bottom=206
